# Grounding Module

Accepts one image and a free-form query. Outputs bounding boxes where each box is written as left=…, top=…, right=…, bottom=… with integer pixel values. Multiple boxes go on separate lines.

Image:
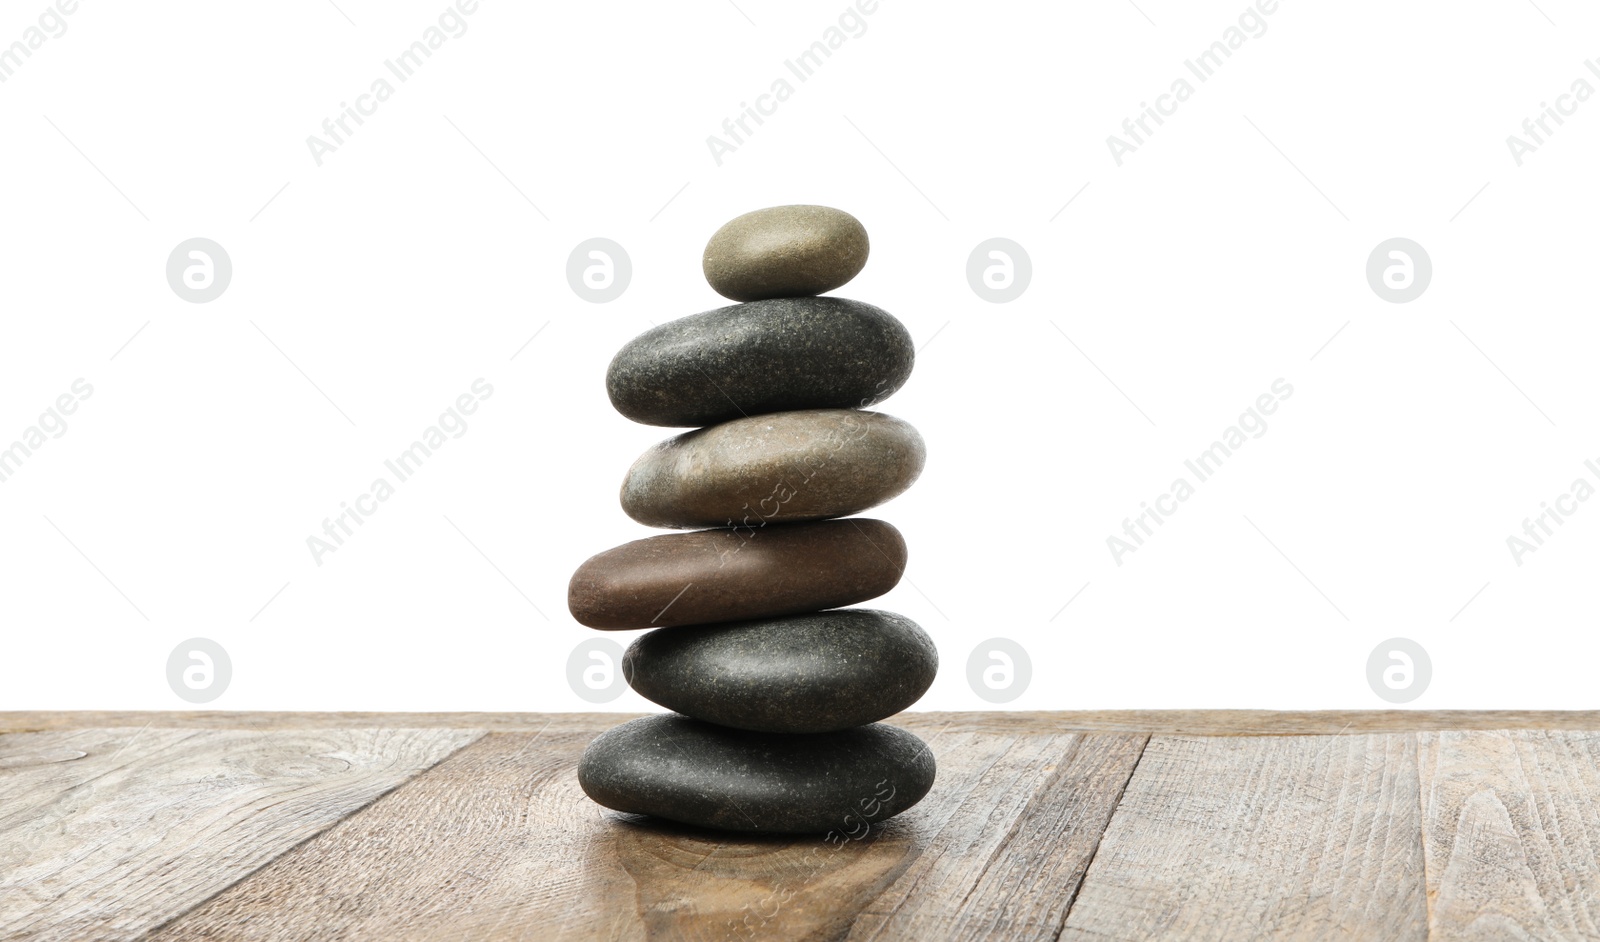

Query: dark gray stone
left=578, top=714, right=936, bottom=833
left=605, top=296, right=914, bottom=428
left=702, top=204, right=870, bottom=302
left=623, top=609, right=936, bottom=733
left=620, top=408, right=925, bottom=529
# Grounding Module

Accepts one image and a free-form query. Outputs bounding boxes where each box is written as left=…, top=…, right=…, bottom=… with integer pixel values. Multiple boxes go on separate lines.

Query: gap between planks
left=0, top=726, right=490, bottom=942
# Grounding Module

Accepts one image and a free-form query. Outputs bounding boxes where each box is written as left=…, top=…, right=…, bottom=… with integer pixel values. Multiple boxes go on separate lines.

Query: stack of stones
left=570, top=205, right=937, bottom=834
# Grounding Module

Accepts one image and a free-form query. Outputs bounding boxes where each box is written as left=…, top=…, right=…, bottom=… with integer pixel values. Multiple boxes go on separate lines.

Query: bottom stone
left=578, top=714, right=936, bottom=834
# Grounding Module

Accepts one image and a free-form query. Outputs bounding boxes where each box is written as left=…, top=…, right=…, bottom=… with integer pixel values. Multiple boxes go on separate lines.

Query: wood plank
left=844, top=728, right=1146, bottom=940
left=0, top=727, right=479, bottom=942
left=1419, top=729, right=1600, bottom=940
left=145, top=727, right=645, bottom=942
left=0, top=711, right=637, bottom=735
left=8, top=709, right=1600, bottom=735
left=1059, top=733, right=1427, bottom=941
left=597, top=727, right=1143, bottom=942
left=148, top=723, right=1145, bottom=941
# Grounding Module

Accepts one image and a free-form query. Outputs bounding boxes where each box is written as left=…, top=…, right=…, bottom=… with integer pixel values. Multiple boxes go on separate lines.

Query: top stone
left=702, top=205, right=869, bottom=302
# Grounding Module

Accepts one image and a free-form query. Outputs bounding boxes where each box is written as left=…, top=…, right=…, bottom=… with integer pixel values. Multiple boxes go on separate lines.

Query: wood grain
left=843, top=728, right=1146, bottom=941
left=1420, top=730, right=1600, bottom=941
left=9, top=709, right=1600, bottom=735
left=1059, top=732, right=1428, bottom=941
left=10, top=716, right=1600, bottom=940
left=0, top=726, right=479, bottom=942
left=596, top=727, right=1144, bottom=942
left=147, top=723, right=1145, bottom=941
left=145, top=727, right=655, bottom=941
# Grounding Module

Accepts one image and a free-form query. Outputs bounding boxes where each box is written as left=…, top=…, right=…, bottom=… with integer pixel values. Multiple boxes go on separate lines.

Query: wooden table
left=4, top=711, right=1599, bottom=941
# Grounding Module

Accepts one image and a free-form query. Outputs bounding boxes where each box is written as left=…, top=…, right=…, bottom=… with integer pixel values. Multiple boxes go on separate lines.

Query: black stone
left=623, top=609, right=936, bottom=733
left=578, top=714, right=936, bottom=833
left=605, top=296, right=914, bottom=428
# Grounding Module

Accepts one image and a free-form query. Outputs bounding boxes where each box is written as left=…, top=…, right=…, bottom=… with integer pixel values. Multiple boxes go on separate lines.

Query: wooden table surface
left=4, top=710, right=1600, bottom=941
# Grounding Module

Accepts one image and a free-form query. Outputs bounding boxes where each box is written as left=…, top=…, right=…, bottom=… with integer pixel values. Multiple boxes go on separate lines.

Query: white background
left=2, top=0, right=1597, bottom=711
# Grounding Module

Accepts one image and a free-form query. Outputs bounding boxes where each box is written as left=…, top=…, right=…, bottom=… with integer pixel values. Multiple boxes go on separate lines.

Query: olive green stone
left=702, top=205, right=869, bottom=302
left=620, top=409, right=925, bottom=529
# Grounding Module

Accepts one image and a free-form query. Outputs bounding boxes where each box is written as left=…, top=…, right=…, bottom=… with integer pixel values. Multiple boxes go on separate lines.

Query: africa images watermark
left=1107, top=378, right=1294, bottom=565
left=706, top=0, right=880, bottom=166
left=0, top=379, right=93, bottom=485
left=306, top=378, right=493, bottom=565
left=305, top=0, right=481, bottom=166
left=1504, top=457, right=1600, bottom=565
left=1106, top=0, right=1283, bottom=166
left=0, top=0, right=79, bottom=85
left=712, top=385, right=884, bottom=570
left=726, top=775, right=905, bottom=939
left=1505, top=59, right=1600, bottom=166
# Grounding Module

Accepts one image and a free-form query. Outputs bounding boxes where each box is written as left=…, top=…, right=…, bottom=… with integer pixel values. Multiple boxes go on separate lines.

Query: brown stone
left=620, top=409, right=925, bottom=530
left=567, top=519, right=906, bottom=630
